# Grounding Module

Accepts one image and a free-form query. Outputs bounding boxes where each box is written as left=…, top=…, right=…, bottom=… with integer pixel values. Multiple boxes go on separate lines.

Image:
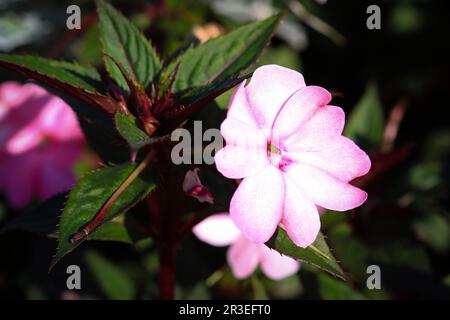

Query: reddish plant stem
left=158, top=241, right=176, bottom=300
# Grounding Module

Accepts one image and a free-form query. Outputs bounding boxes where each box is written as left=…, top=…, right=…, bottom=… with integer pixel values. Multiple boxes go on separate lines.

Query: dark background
left=0, top=0, right=449, bottom=299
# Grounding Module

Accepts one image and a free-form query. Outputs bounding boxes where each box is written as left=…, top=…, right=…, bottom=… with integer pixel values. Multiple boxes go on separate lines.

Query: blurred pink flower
left=0, top=82, right=85, bottom=208
left=183, top=168, right=214, bottom=204
left=193, top=213, right=300, bottom=280
left=215, top=65, right=371, bottom=248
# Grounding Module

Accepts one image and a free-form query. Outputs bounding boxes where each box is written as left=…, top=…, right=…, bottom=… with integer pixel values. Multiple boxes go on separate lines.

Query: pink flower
left=0, top=82, right=85, bottom=208
left=183, top=168, right=214, bottom=204
left=193, top=213, right=300, bottom=280
left=214, top=65, right=371, bottom=248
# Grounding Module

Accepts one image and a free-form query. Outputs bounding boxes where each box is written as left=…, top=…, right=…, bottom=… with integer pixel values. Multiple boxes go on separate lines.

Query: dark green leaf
left=115, top=113, right=151, bottom=151
left=89, top=221, right=132, bottom=244
left=51, top=162, right=157, bottom=268
left=85, top=251, right=136, bottom=299
left=96, top=0, right=161, bottom=91
left=412, top=213, right=450, bottom=254
left=65, top=97, right=130, bottom=164
left=0, top=193, right=132, bottom=244
left=302, top=266, right=365, bottom=300
left=0, top=54, right=118, bottom=114
left=266, top=228, right=346, bottom=280
left=171, top=13, right=283, bottom=104
left=0, top=54, right=101, bottom=91
left=344, top=83, right=385, bottom=149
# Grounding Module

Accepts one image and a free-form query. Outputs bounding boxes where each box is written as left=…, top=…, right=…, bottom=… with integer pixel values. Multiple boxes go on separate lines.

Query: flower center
left=267, top=143, right=281, bottom=155
left=267, top=142, right=291, bottom=170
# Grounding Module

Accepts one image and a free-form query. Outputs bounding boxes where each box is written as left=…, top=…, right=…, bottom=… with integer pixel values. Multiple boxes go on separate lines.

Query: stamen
left=267, top=143, right=281, bottom=155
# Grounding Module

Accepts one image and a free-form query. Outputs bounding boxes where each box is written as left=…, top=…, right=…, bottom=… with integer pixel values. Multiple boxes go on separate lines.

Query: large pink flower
left=0, top=82, right=85, bottom=208
left=193, top=213, right=300, bottom=280
left=214, top=65, right=371, bottom=248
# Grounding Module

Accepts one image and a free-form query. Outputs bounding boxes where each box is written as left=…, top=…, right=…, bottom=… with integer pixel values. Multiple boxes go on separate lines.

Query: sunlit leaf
left=344, top=83, right=384, bottom=149
left=51, top=162, right=157, bottom=268
left=96, top=0, right=161, bottom=91
left=266, top=229, right=346, bottom=280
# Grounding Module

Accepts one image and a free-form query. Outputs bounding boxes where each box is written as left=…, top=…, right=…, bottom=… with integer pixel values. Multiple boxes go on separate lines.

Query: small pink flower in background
left=183, top=168, right=214, bottom=204
left=0, top=82, right=85, bottom=208
left=215, top=65, right=371, bottom=248
left=193, top=213, right=300, bottom=280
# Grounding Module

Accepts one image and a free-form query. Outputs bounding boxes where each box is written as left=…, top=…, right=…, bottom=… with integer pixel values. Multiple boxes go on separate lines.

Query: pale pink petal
left=230, top=166, right=284, bottom=243
left=227, top=81, right=260, bottom=129
left=288, top=136, right=371, bottom=182
left=285, top=163, right=368, bottom=211
left=215, top=116, right=268, bottom=179
left=282, top=105, right=370, bottom=181
left=227, top=236, right=261, bottom=279
left=282, top=175, right=321, bottom=247
left=193, top=213, right=242, bottom=246
left=214, top=145, right=268, bottom=179
left=284, top=105, right=345, bottom=149
left=259, top=245, right=300, bottom=280
left=246, top=65, right=306, bottom=132
left=220, top=116, right=267, bottom=149
left=272, top=86, right=332, bottom=140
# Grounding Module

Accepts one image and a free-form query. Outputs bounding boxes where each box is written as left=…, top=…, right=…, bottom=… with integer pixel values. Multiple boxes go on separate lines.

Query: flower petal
left=230, top=165, right=284, bottom=243
left=215, top=146, right=268, bottom=179
left=220, top=115, right=267, bottom=148
left=39, top=96, right=83, bottom=141
left=193, top=213, right=242, bottom=247
left=284, top=105, right=345, bottom=149
left=288, top=136, right=371, bottom=182
left=183, top=168, right=214, bottom=204
left=215, top=116, right=268, bottom=179
left=0, top=154, right=36, bottom=208
left=272, top=86, right=332, bottom=140
left=6, top=125, right=43, bottom=154
left=259, top=245, right=300, bottom=280
left=227, top=236, right=261, bottom=279
left=283, top=105, right=371, bottom=181
left=227, top=81, right=260, bottom=129
left=282, top=175, right=321, bottom=247
left=246, top=65, right=306, bottom=132
left=37, top=160, right=76, bottom=200
left=285, top=163, right=368, bottom=211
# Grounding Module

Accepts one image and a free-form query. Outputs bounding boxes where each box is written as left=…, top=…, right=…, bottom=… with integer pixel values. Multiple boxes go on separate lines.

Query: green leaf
left=412, top=213, right=450, bottom=254
left=266, top=228, right=346, bottom=280
left=0, top=54, right=101, bottom=91
left=344, top=83, right=385, bottom=149
left=96, top=0, right=161, bottom=91
left=85, top=251, right=136, bottom=299
left=65, top=97, right=130, bottom=164
left=171, top=13, right=283, bottom=103
left=0, top=54, right=118, bottom=114
left=88, top=221, right=132, bottom=244
left=51, top=162, right=157, bottom=268
left=0, top=193, right=132, bottom=244
left=302, top=266, right=365, bottom=300
left=115, top=113, right=151, bottom=151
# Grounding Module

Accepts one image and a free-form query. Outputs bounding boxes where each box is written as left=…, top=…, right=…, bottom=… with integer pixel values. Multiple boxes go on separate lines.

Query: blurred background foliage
left=0, top=0, right=449, bottom=300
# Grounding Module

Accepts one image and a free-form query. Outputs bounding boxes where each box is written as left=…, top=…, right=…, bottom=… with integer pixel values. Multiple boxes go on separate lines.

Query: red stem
left=158, top=242, right=176, bottom=300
